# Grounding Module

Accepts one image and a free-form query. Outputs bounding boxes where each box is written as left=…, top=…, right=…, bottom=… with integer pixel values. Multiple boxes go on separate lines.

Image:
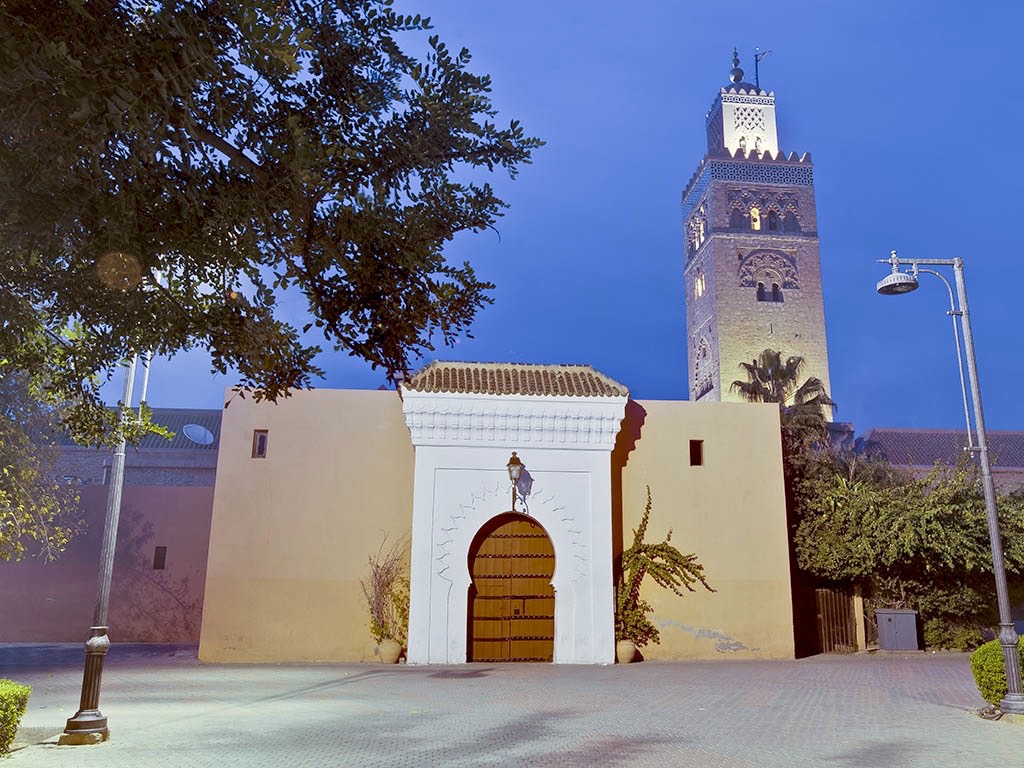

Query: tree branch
left=184, top=119, right=267, bottom=179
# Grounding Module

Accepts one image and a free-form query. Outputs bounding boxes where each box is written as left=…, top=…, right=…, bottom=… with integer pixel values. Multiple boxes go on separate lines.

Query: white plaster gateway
left=401, top=362, right=628, bottom=664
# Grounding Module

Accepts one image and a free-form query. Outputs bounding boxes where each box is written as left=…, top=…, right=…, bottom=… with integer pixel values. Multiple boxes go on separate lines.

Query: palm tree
left=730, top=349, right=835, bottom=444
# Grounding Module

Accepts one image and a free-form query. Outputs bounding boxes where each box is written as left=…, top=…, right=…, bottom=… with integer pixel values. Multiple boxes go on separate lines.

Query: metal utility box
left=876, top=609, right=920, bottom=650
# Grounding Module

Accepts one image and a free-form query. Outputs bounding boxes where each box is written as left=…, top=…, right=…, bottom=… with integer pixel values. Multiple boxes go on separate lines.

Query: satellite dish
left=182, top=423, right=215, bottom=446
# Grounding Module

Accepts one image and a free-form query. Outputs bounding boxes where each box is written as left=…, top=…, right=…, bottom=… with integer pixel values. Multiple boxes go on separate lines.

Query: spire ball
left=729, top=47, right=744, bottom=83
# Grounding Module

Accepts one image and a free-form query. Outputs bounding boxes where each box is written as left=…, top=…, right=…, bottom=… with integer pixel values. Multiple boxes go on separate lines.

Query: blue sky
left=123, top=0, right=1023, bottom=434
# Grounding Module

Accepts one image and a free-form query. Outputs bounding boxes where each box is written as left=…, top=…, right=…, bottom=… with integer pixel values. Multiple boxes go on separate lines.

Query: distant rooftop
left=403, top=362, right=629, bottom=399
left=863, top=428, right=1024, bottom=470
left=61, top=407, right=222, bottom=451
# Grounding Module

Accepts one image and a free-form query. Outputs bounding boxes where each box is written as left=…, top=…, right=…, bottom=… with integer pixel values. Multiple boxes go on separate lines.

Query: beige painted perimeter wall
left=0, top=485, right=213, bottom=643
left=200, top=390, right=792, bottom=663
left=619, top=400, right=794, bottom=659
left=198, top=389, right=413, bottom=662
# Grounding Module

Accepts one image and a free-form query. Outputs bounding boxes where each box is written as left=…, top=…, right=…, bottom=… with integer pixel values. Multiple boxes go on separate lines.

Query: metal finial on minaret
left=754, top=48, right=772, bottom=90
left=729, top=47, right=744, bottom=83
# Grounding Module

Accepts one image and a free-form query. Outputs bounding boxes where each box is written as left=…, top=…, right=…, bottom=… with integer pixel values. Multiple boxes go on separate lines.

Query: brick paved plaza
left=3, top=644, right=1023, bottom=767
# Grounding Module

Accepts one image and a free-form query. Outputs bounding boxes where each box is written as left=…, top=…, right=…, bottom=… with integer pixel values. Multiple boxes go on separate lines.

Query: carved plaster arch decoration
left=738, top=250, right=799, bottom=289
left=429, top=478, right=590, bottom=665
left=727, top=188, right=798, bottom=219
left=435, top=479, right=587, bottom=588
left=775, top=191, right=800, bottom=216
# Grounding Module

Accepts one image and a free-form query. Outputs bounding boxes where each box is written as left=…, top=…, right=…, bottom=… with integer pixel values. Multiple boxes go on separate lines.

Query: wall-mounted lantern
left=506, top=452, right=524, bottom=512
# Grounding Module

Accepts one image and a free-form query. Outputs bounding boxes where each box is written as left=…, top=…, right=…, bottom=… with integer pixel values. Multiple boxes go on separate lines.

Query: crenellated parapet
left=726, top=147, right=812, bottom=163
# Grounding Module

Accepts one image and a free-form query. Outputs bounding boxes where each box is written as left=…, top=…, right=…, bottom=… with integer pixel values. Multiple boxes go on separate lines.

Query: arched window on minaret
left=767, top=211, right=779, bottom=231
left=756, top=282, right=767, bottom=301
left=750, top=207, right=761, bottom=231
left=730, top=208, right=746, bottom=229
left=783, top=212, right=801, bottom=233
left=772, top=283, right=783, bottom=302
left=688, top=206, right=708, bottom=255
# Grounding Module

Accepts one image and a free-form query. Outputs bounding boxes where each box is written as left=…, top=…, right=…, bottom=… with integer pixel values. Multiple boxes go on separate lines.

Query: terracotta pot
left=377, top=638, right=402, bottom=664
left=616, top=639, right=637, bottom=664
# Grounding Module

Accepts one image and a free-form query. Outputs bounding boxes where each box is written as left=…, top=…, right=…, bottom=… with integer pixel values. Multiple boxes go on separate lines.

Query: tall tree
left=0, top=372, right=82, bottom=561
left=793, top=459, right=1024, bottom=648
left=0, top=0, right=542, bottom=446
left=730, top=349, right=834, bottom=445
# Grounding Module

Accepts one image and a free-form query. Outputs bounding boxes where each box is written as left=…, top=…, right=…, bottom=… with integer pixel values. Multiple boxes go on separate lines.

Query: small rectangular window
left=252, top=429, right=268, bottom=458
left=689, top=439, right=704, bottom=467
left=152, top=546, right=167, bottom=570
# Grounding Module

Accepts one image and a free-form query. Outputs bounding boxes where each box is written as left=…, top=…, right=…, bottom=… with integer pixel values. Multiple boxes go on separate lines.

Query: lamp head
left=876, top=249, right=919, bottom=295
left=876, top=269, right=919, bottom=295
left=506, top=452, right=523, bottom=482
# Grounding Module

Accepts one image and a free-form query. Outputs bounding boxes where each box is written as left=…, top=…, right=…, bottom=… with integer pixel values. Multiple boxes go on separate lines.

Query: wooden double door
left=467, top=514, right=555, bottom=662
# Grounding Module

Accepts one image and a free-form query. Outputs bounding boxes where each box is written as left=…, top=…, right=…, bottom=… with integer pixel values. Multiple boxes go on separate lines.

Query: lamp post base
left=999, top=694, right=1024, bottom=716
left=58, top=728, right=109, bottom=745
left=997, top=623, right=1024, bottom=715
left=60, top=626, right=111, bottom=745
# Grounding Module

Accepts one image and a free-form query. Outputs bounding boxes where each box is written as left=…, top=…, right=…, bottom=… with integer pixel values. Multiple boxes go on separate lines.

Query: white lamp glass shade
left=876, top=270, right=919, bottom=295
left=507, top=452, right=523, bottom=481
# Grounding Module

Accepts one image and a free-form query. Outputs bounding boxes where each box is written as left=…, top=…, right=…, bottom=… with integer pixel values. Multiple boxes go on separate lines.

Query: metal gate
left=815, top=586, right=858, bottom=653
left=467, top=514, right=555, bottom=662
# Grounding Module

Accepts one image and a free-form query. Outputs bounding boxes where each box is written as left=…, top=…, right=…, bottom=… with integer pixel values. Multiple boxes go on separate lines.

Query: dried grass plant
left=360, top=534, right=409, bottom=645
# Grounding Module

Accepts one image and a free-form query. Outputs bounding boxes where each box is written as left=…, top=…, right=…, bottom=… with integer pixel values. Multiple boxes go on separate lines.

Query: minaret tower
left=682, top=50, right=831, bottom=404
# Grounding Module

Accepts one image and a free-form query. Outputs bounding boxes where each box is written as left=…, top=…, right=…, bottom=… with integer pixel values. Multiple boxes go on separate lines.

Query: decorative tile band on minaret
left=682, top=50, right=832, bottom=407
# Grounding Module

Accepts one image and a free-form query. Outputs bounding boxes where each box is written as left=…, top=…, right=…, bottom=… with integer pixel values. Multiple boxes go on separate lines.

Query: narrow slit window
left=252, top=429, right=269, bottom=458
left=689, top=439, right=704, bottom=467
left=153, top=546, right=167, bottom=570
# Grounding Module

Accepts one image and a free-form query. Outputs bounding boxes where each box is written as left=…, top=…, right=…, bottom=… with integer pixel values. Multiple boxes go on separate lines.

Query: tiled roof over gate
left=863, top=428, right=1024, bottom=469
left=403, top=361, right=629, bottom=398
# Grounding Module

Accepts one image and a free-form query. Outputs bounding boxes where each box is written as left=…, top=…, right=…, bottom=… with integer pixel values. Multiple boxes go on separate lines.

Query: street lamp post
left=59, top=356, right=139, bottom=744
left=876, top=250, right=1024, bottom=714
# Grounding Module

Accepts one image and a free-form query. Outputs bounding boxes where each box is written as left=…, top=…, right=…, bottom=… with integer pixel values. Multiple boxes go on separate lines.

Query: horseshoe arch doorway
left=466, top=513, right=555, bottom=662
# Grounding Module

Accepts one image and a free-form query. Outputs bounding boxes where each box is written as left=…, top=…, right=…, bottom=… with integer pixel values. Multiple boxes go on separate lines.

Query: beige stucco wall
left=0, top=485, right=213, bottom=642
left=617, top=399, right=794, bottom=659
left=199, top=390, right=793, bottom=662
left=198, top=389, right=413, bottom=663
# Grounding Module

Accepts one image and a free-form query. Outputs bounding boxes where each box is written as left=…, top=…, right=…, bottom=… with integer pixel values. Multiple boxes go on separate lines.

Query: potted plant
left=615, top=487, right=714, bottom=662
left=361, top=535, right=409, bottom=663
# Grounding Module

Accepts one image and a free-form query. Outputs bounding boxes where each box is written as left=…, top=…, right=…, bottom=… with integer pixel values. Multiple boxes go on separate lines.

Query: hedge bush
left=969, top=639, right=1024, bottom=706
left=0, top=679, right=31, bottom=755
left=923, top=618, right=984, bottom=651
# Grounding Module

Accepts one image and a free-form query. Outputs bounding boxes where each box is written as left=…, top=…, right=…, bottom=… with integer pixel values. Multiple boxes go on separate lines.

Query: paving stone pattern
left=3, top=644, right=1023, bottom=767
